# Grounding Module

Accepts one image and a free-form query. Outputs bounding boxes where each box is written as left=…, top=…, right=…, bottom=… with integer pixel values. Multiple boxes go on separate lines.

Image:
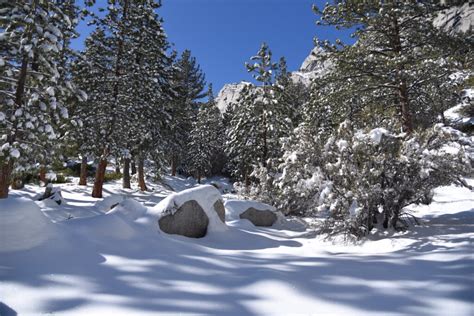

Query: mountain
left=215, top=82, right=252, bottom=113
left=215, top=47, right=329, bottom=113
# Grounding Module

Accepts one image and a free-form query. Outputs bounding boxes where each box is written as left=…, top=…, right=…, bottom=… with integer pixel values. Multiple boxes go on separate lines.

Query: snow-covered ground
left=1, top=177, right=473, bottom=316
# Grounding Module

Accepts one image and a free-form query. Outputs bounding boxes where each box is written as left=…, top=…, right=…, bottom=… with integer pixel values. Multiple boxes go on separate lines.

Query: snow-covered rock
left=225, top=199, right=282, bottom=227
left=151, top=185, right=227, bottom=237
left=0, top=197, right=57, bottom=252
left=95, top=195, right=126, bottom=212
left=106, top=198, right=147, bottom=221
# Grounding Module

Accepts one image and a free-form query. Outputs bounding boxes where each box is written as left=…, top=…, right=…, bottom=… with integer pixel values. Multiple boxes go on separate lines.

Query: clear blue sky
left=72, top=0, right=353, bottom=94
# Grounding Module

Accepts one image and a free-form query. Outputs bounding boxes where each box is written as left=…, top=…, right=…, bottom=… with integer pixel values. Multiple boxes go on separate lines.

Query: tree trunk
left=244, top=168, right=250, bottom=194
left=131, top=156, right=137, bottom=175
left=399, top=82, right=413, bottom=134
left=79, top=156, right=88, bottom=186
left=171, top=155, right=177, bottom=176
left=137, top=157, right=147, bottom=191
left=262, top=110, right=268, bottom=167
left=197, top=171, right=201, bottom=184
left=0, top=160, right=13, bottom=199
left=92, top=149, right=109, bottom=198
left=39, top=165, right=46, bottom=186
left=115, top=156, right=120, bottom=174
left=391, top=14, right=414, bottom=134
left=123, top=157, right=131, bottom=189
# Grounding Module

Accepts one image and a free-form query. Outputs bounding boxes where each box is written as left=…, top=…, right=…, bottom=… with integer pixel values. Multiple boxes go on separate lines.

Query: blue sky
left=73, top=0, right=353, bottom=95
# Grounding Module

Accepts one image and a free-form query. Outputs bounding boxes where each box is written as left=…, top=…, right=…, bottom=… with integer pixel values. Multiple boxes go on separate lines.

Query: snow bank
left=95, top=195, right=126, bottom=212
left=0, top=197, right=56, bottom=252
left=69, top=213, right=137, bottom=240
left=151, top=185, right=227, bottom=233
left=106, top=198, right=147, bottom=221
left=224, top=199, right=276, bottom=221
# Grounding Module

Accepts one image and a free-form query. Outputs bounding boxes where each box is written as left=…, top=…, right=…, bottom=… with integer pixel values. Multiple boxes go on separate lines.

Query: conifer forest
left=1, top=1, right=473, bottom=315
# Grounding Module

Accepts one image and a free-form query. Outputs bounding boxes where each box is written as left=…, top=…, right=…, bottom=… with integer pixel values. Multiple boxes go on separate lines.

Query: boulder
left=213, top=200, right=225, bottom=223
left=224, top=199, right=280, bottom=227
left=158, top=200, right=209, bottom=238
left=239, top=207, right=277, bottom=227
left=152, top=185, right=227, bottom=238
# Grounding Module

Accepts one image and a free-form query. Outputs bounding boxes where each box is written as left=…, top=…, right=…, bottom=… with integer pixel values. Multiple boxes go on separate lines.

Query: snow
left=0, top=196, right=57, bottom=252
left=224, top=199, right=276, bottom=221
left=368, top=127, right=390, bottom=144
left=0, top=177, right=473, bottom=315
left=434, top=3, right=473, bottom=34
left=215, top=82, right=251, bottom=113
left=106, top=198, right=148, bottom=221
left=9, top=148, right=20, bottom=158
left=151, top=184, right=227, bottom=233
left=95, top=195, right=126, bottom=212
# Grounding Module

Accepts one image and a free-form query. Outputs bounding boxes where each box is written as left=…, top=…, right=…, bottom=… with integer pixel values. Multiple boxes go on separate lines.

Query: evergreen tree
left=273, top=57, right=308, bottom=128
left=310, top=1, right=470, bottom=133
left=225, top=83, right=260, bottom=187
left=74, top=0, right=171, bottom=196
left=226, top=44, right=299, bottom=190
left=0, top=0, right=81, bottom=198
left=166, top=50, right=206, bottom=176
left=187, top=85, right=223, bottom=183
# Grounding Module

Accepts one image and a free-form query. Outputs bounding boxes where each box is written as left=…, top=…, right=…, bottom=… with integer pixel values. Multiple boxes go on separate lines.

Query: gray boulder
left=213, top=200, right=225, bottom=223
left=158, top=200, right=209, bottom=238
left=239, top=207, right=277, bottom=227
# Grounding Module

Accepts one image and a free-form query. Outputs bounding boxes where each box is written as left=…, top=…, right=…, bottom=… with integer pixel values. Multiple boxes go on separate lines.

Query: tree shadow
left=1, top=207, right=473, bottom=315
left=0, top=302, right=17, bottom=316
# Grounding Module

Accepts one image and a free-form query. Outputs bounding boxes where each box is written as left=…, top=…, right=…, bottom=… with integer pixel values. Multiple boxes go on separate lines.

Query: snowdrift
left=0, top=197, right=57, bottom=252
left=106, top=198, right=147, bottom=221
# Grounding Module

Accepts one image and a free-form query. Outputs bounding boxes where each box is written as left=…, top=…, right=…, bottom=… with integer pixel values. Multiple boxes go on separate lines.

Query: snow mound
left=224, top=199, right=277, bottom=221
left=95, top=195, right=126, bottom=212
left=106, top=198, right=147, bottom=221
left=69, top=213, right=137, bottom=240
left=151, top=185, right=227, bottom=233
left=0, top=197, right=56, bottom=252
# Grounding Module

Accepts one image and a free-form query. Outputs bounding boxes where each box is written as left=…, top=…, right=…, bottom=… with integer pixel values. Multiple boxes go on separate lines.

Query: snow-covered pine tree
left=0, top=0, right=81, bottom=198
left=166, top=50, right=206, bottom=176
left=245, top=42, right=279, bottom=166
left=318, top=121, right=473, bottom=239
left=71, top=28, right=111, bottom=186
left=227, top=43, right=299, bottom=195
left=117, top=0, right=173, bottom=191
left=75, top=0, right=172, bottom=196
left=187, top=84, right=224, bottom=183
left=311, top=1, right=470, bottom=133
left=225, top=83, right=262, bottom=188
left=273, top=57, right=308, bottom=129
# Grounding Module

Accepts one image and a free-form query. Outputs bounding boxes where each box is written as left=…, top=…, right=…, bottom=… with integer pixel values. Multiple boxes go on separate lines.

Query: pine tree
left=0, top=0, right=81, bottom=198
left=273, top=57, right=308, bottom=128
left=166, top=50, right=206, bottom=176
left=74, top=0, right=172, bottom=196
left=226, top=43, right=298, bottom=190
left=187, top=84, right=224, bottom=183
left=225, top=83, right=260, bottom=187
left=311, top=1, right=470, bottom=133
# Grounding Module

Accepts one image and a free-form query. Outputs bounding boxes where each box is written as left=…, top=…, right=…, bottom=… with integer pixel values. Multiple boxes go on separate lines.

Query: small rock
left=239, top=207, right=277, bottom=227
